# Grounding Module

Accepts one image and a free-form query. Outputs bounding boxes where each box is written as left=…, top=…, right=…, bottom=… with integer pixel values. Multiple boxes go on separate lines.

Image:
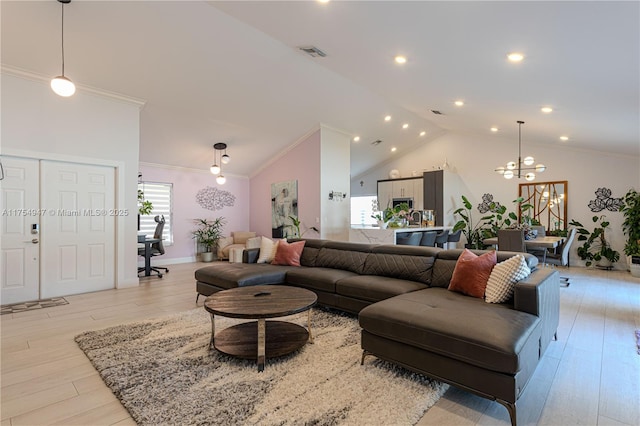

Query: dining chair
left=536, top=227, right=577, bottom=286
left=497, top=229, right=526, bottom=252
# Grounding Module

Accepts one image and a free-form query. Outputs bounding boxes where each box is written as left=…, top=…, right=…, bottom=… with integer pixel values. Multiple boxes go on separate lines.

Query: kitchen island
left=349, top=225, right=450, bottom=245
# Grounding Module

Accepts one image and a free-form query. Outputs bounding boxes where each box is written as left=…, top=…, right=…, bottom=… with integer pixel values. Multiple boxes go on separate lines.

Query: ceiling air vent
left=371, top=140, right=382, bottom=146
left=298, top=46, right=327, bottom=58
left=431, top=110, right=443, bottom=115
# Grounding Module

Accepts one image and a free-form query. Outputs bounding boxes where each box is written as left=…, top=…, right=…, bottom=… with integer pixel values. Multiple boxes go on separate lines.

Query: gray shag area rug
left=75, top=307, right=448, bottom=425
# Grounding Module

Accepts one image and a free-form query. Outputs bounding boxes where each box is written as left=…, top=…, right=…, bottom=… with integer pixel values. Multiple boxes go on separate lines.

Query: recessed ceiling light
left=317, top=0, right=330, bottom=3
left=454, top=100, right=464, bottom=107
left=394, top=55, right=407, bottom=64
left=384, top=115, right=392, bottom=122
left=541, top=106, right=553, bottom=113
left=353, top=136, right=360, bottom=142
left=490, top=127, right=499, bottom=132
left=402, top=123, right=409, bottom=129
left=419, top=131, right=426, bottom=137
left=391, top=147, right=397, bottom=152
left=560, top=136, right=569, bottom=141
left=507, top=52, right=524, bottom=62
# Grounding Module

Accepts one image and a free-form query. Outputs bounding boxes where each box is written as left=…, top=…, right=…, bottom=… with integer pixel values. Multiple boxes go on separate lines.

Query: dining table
left=483, top=235, right=565, bottom=250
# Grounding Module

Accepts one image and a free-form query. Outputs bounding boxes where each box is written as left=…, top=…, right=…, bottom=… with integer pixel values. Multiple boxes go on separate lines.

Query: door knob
left=24, top=238, right=39, bottom=244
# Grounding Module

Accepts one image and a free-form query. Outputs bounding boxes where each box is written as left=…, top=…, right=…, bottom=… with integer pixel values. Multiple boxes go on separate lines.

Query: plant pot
left=596, top=258, right=612, bottom=269
left=377, top=220, right=388, bottom=229
left=629, top=255, right=640, bottom=278
left=201, top=252, right=215, bottom=263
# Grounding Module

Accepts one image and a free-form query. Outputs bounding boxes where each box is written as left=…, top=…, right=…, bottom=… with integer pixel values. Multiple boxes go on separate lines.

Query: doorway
left=1, top=157, right=116, bottom=304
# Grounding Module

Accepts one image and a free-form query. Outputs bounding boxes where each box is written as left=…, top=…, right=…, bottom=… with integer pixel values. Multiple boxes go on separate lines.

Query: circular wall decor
left=389, top=169, right=400, bottom=179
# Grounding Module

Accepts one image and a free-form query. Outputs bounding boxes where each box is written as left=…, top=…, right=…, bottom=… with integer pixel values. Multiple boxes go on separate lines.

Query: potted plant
left=452, top=195, right=497, bottom=249
left=570, top=215, right=620, bottom=268
left=287, top=215, right=319, bottom=238
left=372, top=207, right=394, bottom=229
left=620, top=188, right=640, bottom=276
left=192, top=217, right=226, bottom=262
left=137, top=189, right=153, bottom=231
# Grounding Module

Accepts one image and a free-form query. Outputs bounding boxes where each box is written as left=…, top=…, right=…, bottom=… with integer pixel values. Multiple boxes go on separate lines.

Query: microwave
left=392, top=198, right=413, bottom=209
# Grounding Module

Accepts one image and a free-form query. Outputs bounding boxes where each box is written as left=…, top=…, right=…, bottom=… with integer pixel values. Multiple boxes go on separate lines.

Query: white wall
left=320, top=125, right=351, bottom=241
left=1, top=72, right=143, bottom=286
left=352, top=131, right=640, bottom=269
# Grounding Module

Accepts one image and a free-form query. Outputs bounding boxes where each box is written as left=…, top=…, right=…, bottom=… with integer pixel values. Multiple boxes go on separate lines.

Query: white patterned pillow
left=485, top=254, right=531, bottom=303
left=256, top=237, right=281, bottom=264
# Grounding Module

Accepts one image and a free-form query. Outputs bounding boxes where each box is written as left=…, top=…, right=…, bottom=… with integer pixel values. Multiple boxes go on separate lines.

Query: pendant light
left=210, top=142, right=230, bottom=184
left=51, top=0, right=76, bottom=97
left=495, top=121, right=546, bottom=181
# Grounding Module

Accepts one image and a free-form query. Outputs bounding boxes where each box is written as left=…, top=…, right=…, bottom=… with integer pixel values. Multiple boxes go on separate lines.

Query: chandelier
left=495, top=121, right=545, bottom=181
left=210, top=142, right=230, bottom=184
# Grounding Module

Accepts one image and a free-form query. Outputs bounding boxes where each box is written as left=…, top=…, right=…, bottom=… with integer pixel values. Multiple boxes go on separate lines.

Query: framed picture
left=271, top=180, right=298, bottom=238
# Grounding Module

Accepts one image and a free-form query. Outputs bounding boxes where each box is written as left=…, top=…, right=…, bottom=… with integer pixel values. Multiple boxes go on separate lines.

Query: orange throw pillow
left=271, top=240, right=306, bottom=267
left=448, top=249, right=497, bottom=298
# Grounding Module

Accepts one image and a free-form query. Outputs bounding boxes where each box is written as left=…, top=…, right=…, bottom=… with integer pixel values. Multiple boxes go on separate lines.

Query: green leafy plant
left=288, top=215, right=319, bottom=238
left=371, top=202, right=411, bottom=227
left=570, top=215, right=620, bottom=267
left=137, top=189, right=153, bottom=215
left=452, top=195, right=497, bottom=249
left=192, top=217, right=226, bottom=253
left=621, top=188, right=640, bottom=256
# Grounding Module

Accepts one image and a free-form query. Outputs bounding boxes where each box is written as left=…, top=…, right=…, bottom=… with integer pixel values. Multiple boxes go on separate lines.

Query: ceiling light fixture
left=384, top=115, right=392, bottom=122
left=560, top=136, right=569, bottom=141
left=541, top=106, right=553, bottom=113
left=391, top=147, right=397, bottom=152
left=353, top=136, right=360, bottom=142
left=394, top=55, right=407, bottom=64
left=507, top=52, right=524, bottom=62
left=210, top=142, right=230, bottom=184
left=402, top=123, right=409, bottom=129
left=495, top=121, right=546, bottom=181
left=51, top=0, right=75, bottom=97
left=454, top=100, right=464, bottom=106
left=419, top=131, right=426, bottom=137
left=491, top=127, right=499, bottom=132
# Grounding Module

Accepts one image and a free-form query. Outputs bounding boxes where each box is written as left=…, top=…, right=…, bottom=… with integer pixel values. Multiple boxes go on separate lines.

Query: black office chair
left=396, top=232, right=422, bottom=246
left=138, top=215, right=169, bottom=277
left=419, top=231, right=438, bottom=247
left=435, top=229, right=449, bottom=248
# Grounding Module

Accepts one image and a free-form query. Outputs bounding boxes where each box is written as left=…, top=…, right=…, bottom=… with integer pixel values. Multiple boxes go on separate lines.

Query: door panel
left=40, top=161, right=115, bottom=298
left=1, top=157, right=40, bottom=304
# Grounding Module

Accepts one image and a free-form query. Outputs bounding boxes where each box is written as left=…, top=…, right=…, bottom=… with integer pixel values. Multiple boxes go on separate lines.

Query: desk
left=139, top=238, right=160, bottom=277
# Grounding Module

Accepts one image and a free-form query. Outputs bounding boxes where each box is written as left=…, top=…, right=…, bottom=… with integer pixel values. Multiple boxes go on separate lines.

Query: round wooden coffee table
left=203, top=285, right=317, bottom=372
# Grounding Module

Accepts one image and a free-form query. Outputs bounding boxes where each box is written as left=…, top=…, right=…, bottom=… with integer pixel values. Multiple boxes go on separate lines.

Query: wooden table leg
left=307, top=309, right=314, bottom=343
left=209, top=313, right=215, bottom=349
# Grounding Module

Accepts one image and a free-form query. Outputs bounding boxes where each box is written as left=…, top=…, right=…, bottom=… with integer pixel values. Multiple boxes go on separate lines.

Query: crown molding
left=1, top=64, right=147, bottom=108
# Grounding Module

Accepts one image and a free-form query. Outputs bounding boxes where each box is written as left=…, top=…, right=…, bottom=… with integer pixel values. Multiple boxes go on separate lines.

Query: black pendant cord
left=60, top=2, right=65, bottom=76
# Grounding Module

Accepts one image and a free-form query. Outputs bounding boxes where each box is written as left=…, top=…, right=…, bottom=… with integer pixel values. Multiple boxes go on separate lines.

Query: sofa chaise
left=194, top=238, right=559, bottom=426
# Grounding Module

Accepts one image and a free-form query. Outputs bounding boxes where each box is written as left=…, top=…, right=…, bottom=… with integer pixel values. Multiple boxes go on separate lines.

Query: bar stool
left=435, top=229, right=449, bottom=248
left=397, top=232, right=422, bottom=246
left=419, top=231, right=438, bottom=247
left=447, top=230, right=462, bottom=249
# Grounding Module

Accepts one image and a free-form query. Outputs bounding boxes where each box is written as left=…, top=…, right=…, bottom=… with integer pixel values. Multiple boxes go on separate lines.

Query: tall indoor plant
left=620, top=188, right=640, bottom=275
left=570, top=215, right=620, bottom=268
left=192, top=217, right=226, bottom=262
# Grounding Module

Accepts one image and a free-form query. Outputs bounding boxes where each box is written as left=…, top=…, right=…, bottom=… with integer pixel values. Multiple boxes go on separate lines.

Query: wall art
left=271, top=180, right=298, bottom=238
left=196, top=186, right=236, bottom=211
left=588, top=187, right=623, bottom=212
left=477, top=193, right=503, bottom=213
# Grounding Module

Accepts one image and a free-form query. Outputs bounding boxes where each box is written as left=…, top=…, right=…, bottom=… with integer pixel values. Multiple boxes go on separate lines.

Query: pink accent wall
left=138, top=165, right=250, bottom=261
left=249, top=130, right=321, bottom=239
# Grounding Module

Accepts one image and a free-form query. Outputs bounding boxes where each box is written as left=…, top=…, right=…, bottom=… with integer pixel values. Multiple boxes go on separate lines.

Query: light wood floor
left=1, top=263, right=639, bottom=425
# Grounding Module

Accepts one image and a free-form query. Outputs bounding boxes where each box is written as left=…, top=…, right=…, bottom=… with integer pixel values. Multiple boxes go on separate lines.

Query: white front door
left=1, top=157, right=41, bottom=304
left=40, top=161, right=115, bottom=298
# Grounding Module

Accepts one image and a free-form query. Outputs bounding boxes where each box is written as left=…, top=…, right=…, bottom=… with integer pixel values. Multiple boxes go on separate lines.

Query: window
left=350, top=195, right=378, bottom=226
left=138, top=182, right=173, bottom=244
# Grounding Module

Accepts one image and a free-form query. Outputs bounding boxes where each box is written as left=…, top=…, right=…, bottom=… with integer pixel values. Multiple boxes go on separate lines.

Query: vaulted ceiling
left=2, top=1, right=638, bottom=178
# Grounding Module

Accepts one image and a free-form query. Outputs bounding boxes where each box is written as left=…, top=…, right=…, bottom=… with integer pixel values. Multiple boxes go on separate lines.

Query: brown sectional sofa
left=194, top=238, right=559, bottom=426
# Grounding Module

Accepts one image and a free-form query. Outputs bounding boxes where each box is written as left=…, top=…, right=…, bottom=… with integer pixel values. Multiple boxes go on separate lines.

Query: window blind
left=138, top=182, right=173, bottom=244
